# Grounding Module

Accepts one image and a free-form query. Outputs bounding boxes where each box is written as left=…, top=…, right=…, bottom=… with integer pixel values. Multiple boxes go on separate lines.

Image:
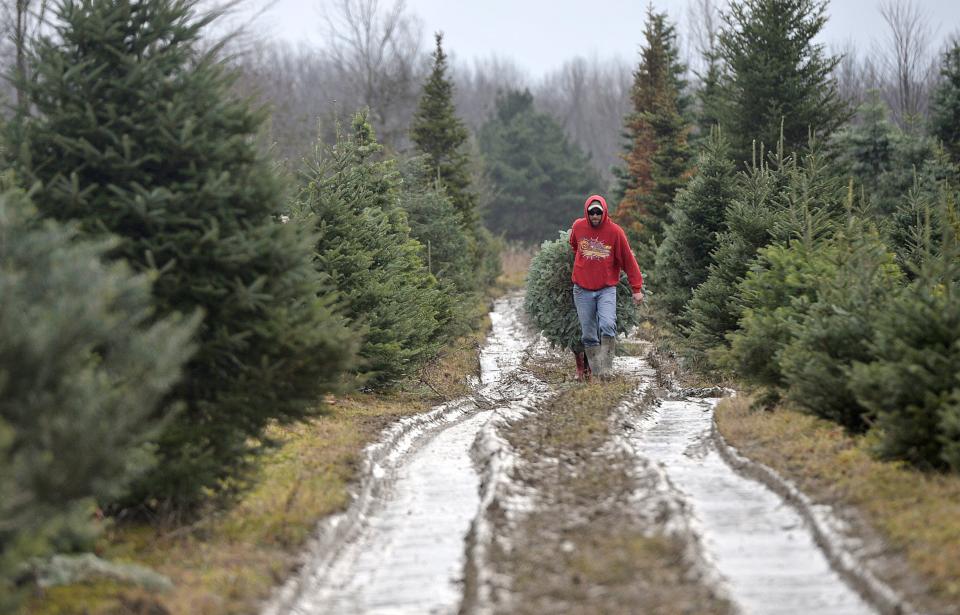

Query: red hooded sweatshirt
left=569, top=195, right=644, bottom=293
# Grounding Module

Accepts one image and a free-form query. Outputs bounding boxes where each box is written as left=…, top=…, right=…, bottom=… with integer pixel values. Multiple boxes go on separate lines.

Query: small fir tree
left=525, top=231, right=640, bottom=352
left=833, top=91, right=896, bottom=188
left=294, top=112, right=451, bottom=386
left=653, top=130, right=737, bottom=320
left=833, top=92, right=948, bottom=218
left=717, top=0, right=849, bottom=165
left=684, top=151, right=785, bottom=366
left=719, top=146, right=845, bottom=396
left=848, top=189, right=960, bottom=470
left=479, top=90, right=603, bottom=244
left=410, top=32, right=478, bottom=231
left=0, top=190, right=197, bottom=608
left=931, top=41, right=960, bottom=165
left=10, top=0, right=357, bottom=509
left=720, top=238, right=837, bottom=396
left=779, top=219, right=903, bottom=432
left=399, top=155, right=475, bottom=295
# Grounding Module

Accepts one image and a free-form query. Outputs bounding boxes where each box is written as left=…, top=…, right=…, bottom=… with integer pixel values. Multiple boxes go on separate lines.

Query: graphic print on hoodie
left=569, top=194, right=644, bottom=293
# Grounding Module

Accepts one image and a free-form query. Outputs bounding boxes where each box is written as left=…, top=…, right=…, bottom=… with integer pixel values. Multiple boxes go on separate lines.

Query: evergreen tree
left=832, top=92, right=947, bottom=218
left=717, top=0, right=849, bottom=165
left=833, top=92, right=896, bottom=187
left=525, top=231, right=640, bottom=352
left=844, top=186, right=960, bottom=470
left=410, top=32, right=478, bottom=231
left=889, top=165, right=959, bottom=272
left=848, top=228, right=960, bottom=470
left=779, top=219, right=903, bottom=432
left=613, top=9, right=693, bottom=258
left=653, top=130, right=737, bottom=320
left=399, top=155, right=475, bottom=296
left=294, top=112, right=450, bottom=386
left=0, top=190, right=197, bottom=608
left=684, top=151, right=784, bottom=365
left=10, top=0, right=357, bottom=509
left=694, top=50, right=727, bottom=142
left=479, top=90, right=603, bottom=244
left=721, top=238, right=836, bottom=396
left=719, top=144, right=845, bottom=395
left=931, top=41, right=960, bottom=165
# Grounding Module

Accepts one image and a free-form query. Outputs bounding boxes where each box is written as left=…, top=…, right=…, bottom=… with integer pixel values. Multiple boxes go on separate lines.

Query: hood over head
left=584, top=194, right=608, bottom=224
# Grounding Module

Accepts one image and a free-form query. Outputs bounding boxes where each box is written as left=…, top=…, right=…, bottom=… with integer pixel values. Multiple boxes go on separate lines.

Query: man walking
left=570, top=195, right=644, bottom=380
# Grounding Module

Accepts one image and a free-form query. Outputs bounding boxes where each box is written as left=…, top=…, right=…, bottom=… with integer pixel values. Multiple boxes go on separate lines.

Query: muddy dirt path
left=625, top=395, right=875, bottom=614
left=263, top=294, right=547, bottom=615
left=265, top=295, right=883, bottom=615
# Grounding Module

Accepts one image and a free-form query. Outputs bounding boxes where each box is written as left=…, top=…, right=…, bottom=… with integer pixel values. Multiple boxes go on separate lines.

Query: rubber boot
left=574, top=350, right=590, bottom=382
left=601, top=335, right=616, bottom=377
left=584, top=345, right=604, bottom=380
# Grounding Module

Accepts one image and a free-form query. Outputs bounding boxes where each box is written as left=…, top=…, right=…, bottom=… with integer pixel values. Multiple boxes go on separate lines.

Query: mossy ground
left=716, top=395, right=960, bottom=614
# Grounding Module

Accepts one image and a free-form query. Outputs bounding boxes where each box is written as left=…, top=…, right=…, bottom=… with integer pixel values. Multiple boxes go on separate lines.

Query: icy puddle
left=629, top=396, right=876, bottom=615
left=264, top=294, right=537, bottom=615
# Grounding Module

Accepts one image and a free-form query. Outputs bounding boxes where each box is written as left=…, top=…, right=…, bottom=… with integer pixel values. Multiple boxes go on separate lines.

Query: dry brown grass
left=497, top=242, right=536, bottom=289
left=25, top=318, right=493, bottom=615
left=716, top=396, right=960, bottom=613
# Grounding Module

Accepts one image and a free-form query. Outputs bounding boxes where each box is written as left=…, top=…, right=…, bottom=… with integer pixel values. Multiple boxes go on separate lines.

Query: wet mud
left=624, top=395, right=875, bottom=614
left=263, top=294, right=545, bottom=615
left=465, top=348, right=733, bottom=615
left=264, top=297, right=898, bottom=615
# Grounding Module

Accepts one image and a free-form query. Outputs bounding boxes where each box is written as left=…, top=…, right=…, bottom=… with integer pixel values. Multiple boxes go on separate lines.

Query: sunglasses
left=588, top=210, right=603, bottom=216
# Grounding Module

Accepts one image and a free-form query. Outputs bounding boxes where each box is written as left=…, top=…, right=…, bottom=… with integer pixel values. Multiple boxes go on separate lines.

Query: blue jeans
left=572, top=284, right=616, bottom=348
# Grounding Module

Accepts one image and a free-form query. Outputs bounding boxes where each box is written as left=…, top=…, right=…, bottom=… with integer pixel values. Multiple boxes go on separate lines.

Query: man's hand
left=632, top=290, right=644, bottom=305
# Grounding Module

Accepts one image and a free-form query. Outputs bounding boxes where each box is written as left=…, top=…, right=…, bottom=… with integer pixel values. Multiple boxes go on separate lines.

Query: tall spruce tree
left=930, top=41, right=960, bottom=165
left=294, top=112, right=451, bottom=386
left=410, top=32, right=478, bottom=231
left=717, top=0, right=849, bottom=165
left=653, top=130, right=737, bottom=320
left=613, top=9, right=692, bottom=258
left=10, top=0, right=357, bottom=509
left=479, top=90, right=602, bottom=244
left=0, top=190, right=197, bottom=608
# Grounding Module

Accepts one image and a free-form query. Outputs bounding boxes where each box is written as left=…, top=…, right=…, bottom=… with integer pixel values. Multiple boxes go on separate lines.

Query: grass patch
left=492, top=374, right=732, bottom=614
left=506, top=380, right=630, bottom=455
left=23, top=306, right=494, bottom=615
left=716, top=396, right=960, bottom=612
left=497, top=242, right=535, bottom=290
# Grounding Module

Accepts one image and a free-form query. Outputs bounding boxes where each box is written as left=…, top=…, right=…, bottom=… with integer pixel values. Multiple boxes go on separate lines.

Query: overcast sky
left=256, top=0, right=960, bottom=77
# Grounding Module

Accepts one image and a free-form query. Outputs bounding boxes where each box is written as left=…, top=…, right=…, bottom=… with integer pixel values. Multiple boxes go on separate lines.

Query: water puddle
left=628, top=396, right=876, bottom=615
left=263, top=294, right=537, bottom=615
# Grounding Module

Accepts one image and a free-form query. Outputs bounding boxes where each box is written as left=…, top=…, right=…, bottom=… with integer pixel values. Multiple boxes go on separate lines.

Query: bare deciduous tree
left=322, top=0, right=427, bottom=149
left=877, top=0, right=938, bottom=129
left=686, top=0, right=720, bottom=75
left=536, top=55, right=632, bottom=183
left=1, top=0, right=50, bottom=112
left=452, top=55, right=529, bottom=132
